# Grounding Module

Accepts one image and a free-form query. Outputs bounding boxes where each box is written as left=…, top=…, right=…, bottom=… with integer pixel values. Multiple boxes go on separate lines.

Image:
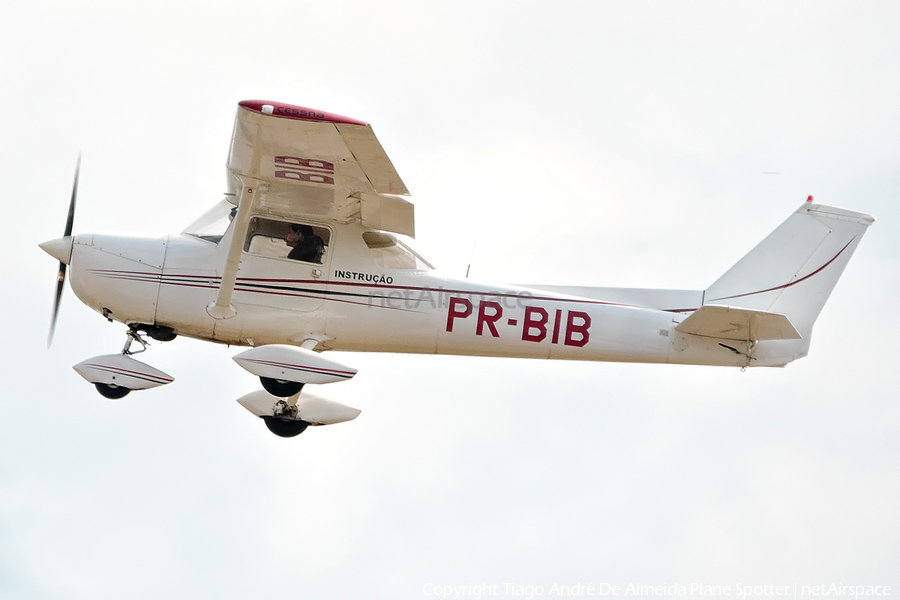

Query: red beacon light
left=807, top=195, right=814, bottom=203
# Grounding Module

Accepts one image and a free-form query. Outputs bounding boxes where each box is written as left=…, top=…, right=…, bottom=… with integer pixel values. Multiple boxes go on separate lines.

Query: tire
left=95, top=383, right=131, bottom=399
left=263, top=417, right=309, bottom=438
left=260, top=377, right=303, bottom=397
left=148, top=329, right=177, bottom=342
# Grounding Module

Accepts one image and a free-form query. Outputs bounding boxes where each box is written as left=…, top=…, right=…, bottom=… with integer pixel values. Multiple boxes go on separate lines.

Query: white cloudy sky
left=2, top=1, right=898, bottom=598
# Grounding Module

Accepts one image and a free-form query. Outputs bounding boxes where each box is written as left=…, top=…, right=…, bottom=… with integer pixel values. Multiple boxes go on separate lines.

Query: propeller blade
left=64, top=154, right=80, bottom=237
left=48, top=156, right=80, bottom=347
left=48, top=262, right=67, bottom=347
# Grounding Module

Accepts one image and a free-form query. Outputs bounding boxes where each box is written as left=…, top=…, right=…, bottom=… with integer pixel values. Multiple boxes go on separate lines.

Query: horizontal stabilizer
left=675, top=305, right=801, bottom=341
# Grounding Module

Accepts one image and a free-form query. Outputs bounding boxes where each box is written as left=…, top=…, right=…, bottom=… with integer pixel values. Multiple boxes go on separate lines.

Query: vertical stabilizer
left=705, top=203, right=873, bottom=344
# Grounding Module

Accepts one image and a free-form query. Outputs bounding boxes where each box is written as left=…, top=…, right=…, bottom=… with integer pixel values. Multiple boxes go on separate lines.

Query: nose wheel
left=73, top=326, right=175, bottom=398
left=88, top=328, right=151, bottom=398
left=95, top=382, right=131, bottom=399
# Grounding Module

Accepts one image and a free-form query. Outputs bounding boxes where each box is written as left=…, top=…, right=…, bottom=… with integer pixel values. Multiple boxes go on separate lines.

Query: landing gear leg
left=122, top=326, right=149, bottom=355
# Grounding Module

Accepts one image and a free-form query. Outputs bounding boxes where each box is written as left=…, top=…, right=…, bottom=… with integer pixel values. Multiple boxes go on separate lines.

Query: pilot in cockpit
left=286, top=224, right=325, bottom=263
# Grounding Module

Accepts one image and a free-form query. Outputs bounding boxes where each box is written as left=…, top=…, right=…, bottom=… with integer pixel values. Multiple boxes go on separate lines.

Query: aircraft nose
left=39, top=236, right=74, bottom=265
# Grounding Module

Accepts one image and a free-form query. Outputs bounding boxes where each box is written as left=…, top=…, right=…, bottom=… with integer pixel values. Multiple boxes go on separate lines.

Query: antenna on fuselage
left=465, top=243, right=477, bottom=278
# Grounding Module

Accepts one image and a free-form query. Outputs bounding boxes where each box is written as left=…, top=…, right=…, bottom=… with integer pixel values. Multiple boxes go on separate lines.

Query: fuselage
left=38, top=100, right=874, bottom=437
left=65, top=214, right=774, bottom=369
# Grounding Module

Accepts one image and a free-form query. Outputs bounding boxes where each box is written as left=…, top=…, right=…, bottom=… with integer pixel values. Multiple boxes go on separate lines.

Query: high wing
left=226, top=100, right=413, bottom=236
left=208, top=100, right=414, bottom=319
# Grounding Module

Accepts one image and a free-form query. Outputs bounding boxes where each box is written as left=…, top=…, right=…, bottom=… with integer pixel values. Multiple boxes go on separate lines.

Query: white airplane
left=40, top=100, right=875, bottom=437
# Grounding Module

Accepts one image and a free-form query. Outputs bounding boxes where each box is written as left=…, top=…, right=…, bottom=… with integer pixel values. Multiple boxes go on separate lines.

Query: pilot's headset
left=292, top=224, right=314, bottom=240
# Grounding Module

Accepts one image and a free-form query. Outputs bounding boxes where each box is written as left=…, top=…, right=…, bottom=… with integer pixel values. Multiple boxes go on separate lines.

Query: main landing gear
left=263, top=398, right=310, bottom=438
left=236, top=384, right=361, bottom=439
left=258, top=379, right=309, bottom=437
left=72, top=325, right=175, bottom=399
left=260, top=377, right=304, bottom=398
left=232, top=344, right=361, bottom=438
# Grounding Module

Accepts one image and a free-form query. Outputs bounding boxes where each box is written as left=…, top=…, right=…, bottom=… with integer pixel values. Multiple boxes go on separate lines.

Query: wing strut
left=208, top=116, right=264, bottom=320
left=206, top=178, right=258, bottom=319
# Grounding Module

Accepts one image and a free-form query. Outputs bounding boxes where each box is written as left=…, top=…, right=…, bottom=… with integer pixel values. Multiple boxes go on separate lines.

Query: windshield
left=183, top=199, right=235, bottom=243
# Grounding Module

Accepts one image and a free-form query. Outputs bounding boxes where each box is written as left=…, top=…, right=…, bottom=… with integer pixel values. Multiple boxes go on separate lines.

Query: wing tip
left=238, top=100, right=368, bottom=126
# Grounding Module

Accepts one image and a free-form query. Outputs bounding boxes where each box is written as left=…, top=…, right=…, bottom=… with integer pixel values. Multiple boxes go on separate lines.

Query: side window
left=244, top=217, right=330, bottom=264
left=362, top=231, right=434, bottom=270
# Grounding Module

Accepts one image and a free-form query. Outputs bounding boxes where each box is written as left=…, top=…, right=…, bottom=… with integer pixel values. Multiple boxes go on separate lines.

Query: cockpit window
left=183, top=199, right=235, bottom=243
left=363, top=231, right=434, bottom=270
left=244, top=217, right=330, bottom=265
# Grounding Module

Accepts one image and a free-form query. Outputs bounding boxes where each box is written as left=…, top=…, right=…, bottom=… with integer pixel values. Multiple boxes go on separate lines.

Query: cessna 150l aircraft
left=40, top=100, right=874, bottom=437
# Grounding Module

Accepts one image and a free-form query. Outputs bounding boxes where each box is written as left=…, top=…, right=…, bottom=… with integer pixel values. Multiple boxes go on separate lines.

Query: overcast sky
left=2, top=2, right=898, bottom=599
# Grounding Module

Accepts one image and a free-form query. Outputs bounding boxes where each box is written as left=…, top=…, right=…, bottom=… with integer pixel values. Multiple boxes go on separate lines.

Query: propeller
left=44, top=155, right=80, bottom=347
